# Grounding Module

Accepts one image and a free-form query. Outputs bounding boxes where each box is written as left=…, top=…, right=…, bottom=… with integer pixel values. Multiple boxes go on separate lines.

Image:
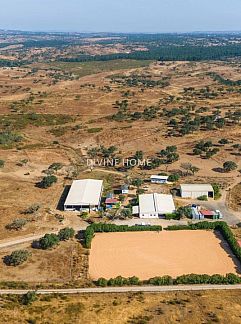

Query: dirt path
left=0, top=285, right=241, bottom=295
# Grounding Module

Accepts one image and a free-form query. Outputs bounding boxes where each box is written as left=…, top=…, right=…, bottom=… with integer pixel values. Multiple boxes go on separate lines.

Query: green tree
left=39, top=233, right=59, bottom=250
left=38, top=175, right=57, bottom=188
left=0, top=160, right=5, bottom=168
left=21, top=291, right=37, bottom=305
left=223, top=161, right=238, bottom=172
left=4, top=250, right=31, bottom=266
left=58, top=227, right=75, bottom=241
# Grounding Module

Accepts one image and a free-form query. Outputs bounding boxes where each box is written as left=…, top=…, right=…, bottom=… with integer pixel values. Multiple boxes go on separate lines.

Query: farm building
left=150, top=175, right=168, bottom=184
left=138, top=193, right=175, bottom=218
left=64, top=179, right=103, bottom=212
left=180, top=184, right=214, bottom=199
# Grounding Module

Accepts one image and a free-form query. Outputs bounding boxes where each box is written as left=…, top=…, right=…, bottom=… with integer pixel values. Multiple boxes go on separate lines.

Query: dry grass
left=0, top=290, right=240, bottom=323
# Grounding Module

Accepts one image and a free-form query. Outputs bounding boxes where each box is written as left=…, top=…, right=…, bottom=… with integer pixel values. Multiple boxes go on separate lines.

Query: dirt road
left=0, top=285, right=241, bottom=295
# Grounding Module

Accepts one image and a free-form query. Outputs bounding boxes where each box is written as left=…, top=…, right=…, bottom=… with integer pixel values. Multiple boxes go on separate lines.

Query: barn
left=64, top=179, right=103, bottom=212
left=180, top=184, right=214, bottom=199
left=138, top=193, right=176, bottom=218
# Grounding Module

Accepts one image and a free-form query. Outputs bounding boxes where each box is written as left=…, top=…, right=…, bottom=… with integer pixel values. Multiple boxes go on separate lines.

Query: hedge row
left=95, top=273, right=241, bottom=287
left=84, top=223, right=162, bottom=248
left=165, top=221, right=241, bottom=263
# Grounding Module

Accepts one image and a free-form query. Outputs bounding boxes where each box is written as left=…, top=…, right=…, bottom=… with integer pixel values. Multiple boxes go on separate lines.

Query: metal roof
left=139, top=193, right=175, bottom=214
left=180, top=184, right=213, bottom=192
left=64, top=179, right=103, bottom=206
left=150, top=175, right=168, bottom=180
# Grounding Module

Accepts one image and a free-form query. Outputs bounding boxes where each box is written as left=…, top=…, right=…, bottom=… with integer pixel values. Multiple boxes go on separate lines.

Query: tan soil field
left=89, top=231, right=240, bottom=280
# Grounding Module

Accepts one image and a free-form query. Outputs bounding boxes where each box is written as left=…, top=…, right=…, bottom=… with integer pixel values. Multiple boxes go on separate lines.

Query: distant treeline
left=209, top=72, right=241, bottom=86
left=0, top=60, right=27, bottom=67
left=59, top=45, right=241, bottom=62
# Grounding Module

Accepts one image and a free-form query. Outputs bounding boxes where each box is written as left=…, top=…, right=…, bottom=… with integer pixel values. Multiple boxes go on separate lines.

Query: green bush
left=39, top=233, right=60, bottom=250
left=212, top=183, right=222, bottom=200
left=21, top=291, right=37, bottom=305
left=197, top=195, right=208, bottom=201
left=58, top=227, right=75, bottom=241
left=6, top=218, right=28, bottom=231
left=84, top=223, right=162, bottom=248
left=167, top=174, right=180, bottom=182
left=0, top=160, right=5, bottom=168
left=38, top=175, right=57, bottom=188
left=4, top=250, right=31, bottom=266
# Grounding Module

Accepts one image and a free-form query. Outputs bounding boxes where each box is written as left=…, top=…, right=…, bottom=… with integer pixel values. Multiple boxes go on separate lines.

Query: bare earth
left=89, top=231, right=240, bottom=280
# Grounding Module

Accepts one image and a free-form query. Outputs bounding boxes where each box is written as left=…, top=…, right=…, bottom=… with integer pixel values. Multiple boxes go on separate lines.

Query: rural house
left=64, top=179, right=103, bottom=212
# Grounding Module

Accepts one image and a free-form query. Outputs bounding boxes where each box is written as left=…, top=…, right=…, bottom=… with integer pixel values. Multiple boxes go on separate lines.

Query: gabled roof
left=64, top=179, right=103, bottom=206
left=139, top=193, right=175, bottom=214
left=180, top=184, right=213, bottom=192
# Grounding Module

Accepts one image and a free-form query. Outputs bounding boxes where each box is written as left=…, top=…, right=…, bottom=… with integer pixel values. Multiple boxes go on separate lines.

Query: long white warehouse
left=64, top=179, right=103, bottom=212
left=180, top=184, right=214, bottom=199
left=138, top=193, right=175, bottom=218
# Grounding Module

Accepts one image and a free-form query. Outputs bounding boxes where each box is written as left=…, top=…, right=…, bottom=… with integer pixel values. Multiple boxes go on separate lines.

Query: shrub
left=21, top=291, right=37, bottom=305
left=167, top=174, right=180, bottom=182
left=197, top=195, right=208, bottom=201
left=23, top=204, right=41, bottom=214
left=175, top=206, right=192, bottom=218
left=0, top=159, right=5, bottom=168
left=48, top=162, right=63, bottom=172
left=58, top=227, right=75, bottom=241
left=212, top=183, right=222, bottom=200
left=223, top=161, right=238, bottom=172
left=38, top=175, right=57, bottom=188
left=4, top=250, right=31, bottom=266
left=6, top=218, right=28, bottom=231
left=38, top=233, right=59, bottom=250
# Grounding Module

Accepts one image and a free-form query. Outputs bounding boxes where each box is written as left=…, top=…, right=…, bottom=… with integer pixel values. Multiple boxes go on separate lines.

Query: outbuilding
left=138, top=193, right=175, bottom=218
left=180, top=184, right=214, bottom=199
left=64, top=179, right=103, bottom=212
left=150, top=175, right=168, bottom=184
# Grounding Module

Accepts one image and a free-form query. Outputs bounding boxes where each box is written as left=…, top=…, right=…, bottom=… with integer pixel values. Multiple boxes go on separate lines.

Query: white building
left=180, top=184, right=214, bottom=199
left=64, top=179, right=103, bottom=212
left=138, top=193, right=175, bottom=218
left=150, top=175, right=168, bottom=184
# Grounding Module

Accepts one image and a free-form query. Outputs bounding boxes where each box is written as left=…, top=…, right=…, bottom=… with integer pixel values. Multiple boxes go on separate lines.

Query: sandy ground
left=89, top=231, right=240, bottom=280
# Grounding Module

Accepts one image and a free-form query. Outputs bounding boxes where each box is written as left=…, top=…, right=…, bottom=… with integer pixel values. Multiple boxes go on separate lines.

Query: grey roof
left=64, top=179, right=103, bottom=206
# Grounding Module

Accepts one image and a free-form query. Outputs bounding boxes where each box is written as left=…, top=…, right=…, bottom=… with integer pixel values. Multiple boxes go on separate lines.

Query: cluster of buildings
left=64, top=178, right=217, bottom=220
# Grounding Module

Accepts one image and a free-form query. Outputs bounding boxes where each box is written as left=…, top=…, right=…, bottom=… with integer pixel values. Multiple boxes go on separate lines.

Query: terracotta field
left=89, top=231, right=240, bottom=280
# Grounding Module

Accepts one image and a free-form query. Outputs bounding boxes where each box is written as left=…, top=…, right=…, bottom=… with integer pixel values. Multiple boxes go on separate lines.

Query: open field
left=0, top=290, right=241, bottom=323
left=89, top=231, right=240, bottom=280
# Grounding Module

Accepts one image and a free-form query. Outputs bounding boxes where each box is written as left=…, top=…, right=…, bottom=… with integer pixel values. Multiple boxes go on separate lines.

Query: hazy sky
left=1, top=0, right=241, bottom=33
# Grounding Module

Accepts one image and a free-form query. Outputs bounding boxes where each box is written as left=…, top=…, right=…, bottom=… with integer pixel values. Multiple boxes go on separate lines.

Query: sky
left=0, top=0, right=241, bottom=33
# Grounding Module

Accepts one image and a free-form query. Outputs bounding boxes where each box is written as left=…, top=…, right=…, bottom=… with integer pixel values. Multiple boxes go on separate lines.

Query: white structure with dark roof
left=138, top=193, right=175, bottom=218
left=64, top=179, right=103, bottom=212
left=180, top=184, right=214, bottom=199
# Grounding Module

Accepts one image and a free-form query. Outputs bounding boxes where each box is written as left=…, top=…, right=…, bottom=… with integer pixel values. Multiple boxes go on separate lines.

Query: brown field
left=0, top=290, right=241, bottom=323
left=89, top=231, right=240, bottom=280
